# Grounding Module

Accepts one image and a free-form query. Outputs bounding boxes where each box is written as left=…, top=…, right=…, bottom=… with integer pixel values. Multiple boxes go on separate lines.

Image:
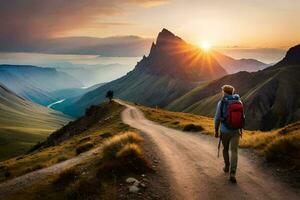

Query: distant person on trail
left=214, top=85, right=245, bottom=183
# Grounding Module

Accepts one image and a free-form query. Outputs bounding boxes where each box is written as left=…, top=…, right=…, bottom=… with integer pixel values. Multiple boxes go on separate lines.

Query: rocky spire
left=156, top=28, right=181, bottom=46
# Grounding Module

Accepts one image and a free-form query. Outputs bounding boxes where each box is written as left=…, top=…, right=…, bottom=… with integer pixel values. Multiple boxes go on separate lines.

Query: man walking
left=214, top=85, right=245, bottom=183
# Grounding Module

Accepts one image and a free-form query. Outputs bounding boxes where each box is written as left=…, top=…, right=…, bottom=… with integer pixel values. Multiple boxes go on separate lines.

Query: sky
left=0, top=0, right=299, bottom=63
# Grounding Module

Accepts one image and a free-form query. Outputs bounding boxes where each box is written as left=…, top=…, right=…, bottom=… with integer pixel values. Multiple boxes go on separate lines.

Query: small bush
left=16, top=156, right=24, bottom=160
left=102, top=132, right=143, bottom=160
left=116, top=143, right=142, bottom=158
left=101, top=132, right=111, bottom=138
left=54, top=168, right=78, bottom=188
left=4, top=171, right=11, bottom=178
left=65, top=177, right=100, bottom=200
left=172, top=121, right=179, bottom=125
left=78, top=137, right=91, bottom=144
left=25, top=164, right=44, bottom=173
left=0, top=165, right=6, bottom=170
left=76, top=142, right=94, bottom=155
left=56, top=156, right=68, bottom=163
left=98, top=144, right=150, bottom=178
left=264, top=134, right=300, bottom=165
left=183, top=124, right=204, bottom=132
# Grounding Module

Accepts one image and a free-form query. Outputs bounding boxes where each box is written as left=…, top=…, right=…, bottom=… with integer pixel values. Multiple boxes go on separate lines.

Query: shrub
left=25, top=164, right=44, bottom=173
left=116, top=143, right=142, bottom=158
left=264, top=133, right=300, bottom=166
left=78, top=137, right=91, bottom=144
left=183, top=124, right=204, bottom=132
left=101, top=132, right=111, bottom=139
left=54, top=168, right=78, bottom=188
left=76, top=142, right=94, bottom=155
left=98, top=144, right=150, bottom=178
left=4, top=171, right=11, bottom=178
left=101, top=132, right=143, bottom=160
left=56, top=156, right=68, bottom=163
left=65, top=177, right=100, bottom=200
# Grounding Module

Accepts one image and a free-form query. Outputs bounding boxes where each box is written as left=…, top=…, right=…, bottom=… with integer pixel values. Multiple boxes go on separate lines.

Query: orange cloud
left=0, top=0, right=167, bottom=48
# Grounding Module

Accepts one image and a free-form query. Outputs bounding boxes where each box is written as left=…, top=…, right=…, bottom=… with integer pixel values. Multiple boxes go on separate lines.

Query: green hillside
left=0, top=84, right=70, bottom=161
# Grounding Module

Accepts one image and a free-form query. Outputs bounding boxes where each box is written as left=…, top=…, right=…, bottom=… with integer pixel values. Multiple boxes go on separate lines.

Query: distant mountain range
left=0, top=65, right=83, bottom=105
left=0, top=84, right=70, bottom=160
left=58, top=29, right=228, bottom=117
left=213, top=51, right=269, bottom=73
left=168, top=44, right=300, bottom=130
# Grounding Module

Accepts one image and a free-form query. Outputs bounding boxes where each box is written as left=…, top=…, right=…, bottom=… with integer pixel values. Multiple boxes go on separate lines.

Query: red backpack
left=220, top=99, right=245, bottom=130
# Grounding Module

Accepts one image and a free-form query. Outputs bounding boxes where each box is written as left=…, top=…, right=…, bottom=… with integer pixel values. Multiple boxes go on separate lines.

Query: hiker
left=214, top=85, right=245, bottom=183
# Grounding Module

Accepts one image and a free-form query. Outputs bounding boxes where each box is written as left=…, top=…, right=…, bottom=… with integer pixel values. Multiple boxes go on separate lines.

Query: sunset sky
left=0, top=0, right=299, bottom=62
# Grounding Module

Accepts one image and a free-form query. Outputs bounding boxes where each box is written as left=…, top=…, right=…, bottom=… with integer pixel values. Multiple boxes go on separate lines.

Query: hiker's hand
left=214, top=131, right=219, bottom=138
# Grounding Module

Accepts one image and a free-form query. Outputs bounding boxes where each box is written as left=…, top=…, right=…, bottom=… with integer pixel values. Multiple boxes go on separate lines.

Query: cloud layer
left=0, top=0, right=165, bottom=55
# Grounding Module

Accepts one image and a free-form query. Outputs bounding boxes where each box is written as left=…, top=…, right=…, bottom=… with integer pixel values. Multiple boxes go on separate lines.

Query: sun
left=199, top=41, right=212, bottom=52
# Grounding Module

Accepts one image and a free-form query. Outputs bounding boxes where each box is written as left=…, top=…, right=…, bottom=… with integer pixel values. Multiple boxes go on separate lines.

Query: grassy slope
left=0, top=102, right=155, bottom=200
left=139, top=105, right=300, bottom=170
left=0, top=85, right=70, bottom=161
left=62, top=69, right=196, bottom=117
left=167, top=65, right=300, bottom=130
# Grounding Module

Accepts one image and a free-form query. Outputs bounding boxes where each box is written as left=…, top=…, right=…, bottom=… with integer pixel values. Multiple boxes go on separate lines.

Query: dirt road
left=119, top=101, right=300, bottom=200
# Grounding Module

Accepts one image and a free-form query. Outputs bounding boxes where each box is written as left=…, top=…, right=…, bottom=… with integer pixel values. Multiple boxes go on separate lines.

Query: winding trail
left=118, top=100, right=300, bottom=200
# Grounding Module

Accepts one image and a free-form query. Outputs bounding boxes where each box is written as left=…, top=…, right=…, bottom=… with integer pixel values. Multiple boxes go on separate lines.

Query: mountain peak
left=159, top=28, right=175, bottom=37
left=276, top=44, right=300, bottom=66
left=156, top=28, right=182, bottom=46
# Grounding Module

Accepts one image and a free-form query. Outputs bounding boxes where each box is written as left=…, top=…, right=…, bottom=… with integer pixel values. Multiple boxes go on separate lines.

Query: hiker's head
left=221, top=85, right=235, bottom=96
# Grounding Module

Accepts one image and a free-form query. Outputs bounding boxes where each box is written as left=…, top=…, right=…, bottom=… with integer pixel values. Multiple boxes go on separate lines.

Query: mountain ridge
left=0, top=64, right=83, bottom=105
left=168, top=44, right=300, bottom=130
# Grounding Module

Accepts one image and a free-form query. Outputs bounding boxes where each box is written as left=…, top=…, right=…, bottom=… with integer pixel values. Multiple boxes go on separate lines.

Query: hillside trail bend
left=118, top=100, right=300, bottom=200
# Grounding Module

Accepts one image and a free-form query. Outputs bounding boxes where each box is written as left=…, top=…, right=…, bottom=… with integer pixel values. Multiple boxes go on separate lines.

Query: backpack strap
left=220, top=99, right=226, bottom=121
left=220, top=99, right=224, bottom=119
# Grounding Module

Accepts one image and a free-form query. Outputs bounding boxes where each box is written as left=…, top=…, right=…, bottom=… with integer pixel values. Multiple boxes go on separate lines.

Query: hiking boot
left=223, top=165, right=229, bottom=173
left=229, top=176, right=237, bottom=183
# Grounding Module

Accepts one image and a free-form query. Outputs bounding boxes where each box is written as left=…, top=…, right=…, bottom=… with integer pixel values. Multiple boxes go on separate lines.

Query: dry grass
left=76, top=142, right=94, bottom=155
left=0, top=102, right=128, bottom=183
left=139, top=105, right=214, bottom=135
left=65, top=177, right=101, bottom=200
left=101, top=131, right=143, bottom=160
left=116, top=143, right=142, bottom=158
left=54, top=168, right=78, bottom=188
left=139, top=104, right=300, bottom=169
left=264, top=132, right=300, bottom=167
